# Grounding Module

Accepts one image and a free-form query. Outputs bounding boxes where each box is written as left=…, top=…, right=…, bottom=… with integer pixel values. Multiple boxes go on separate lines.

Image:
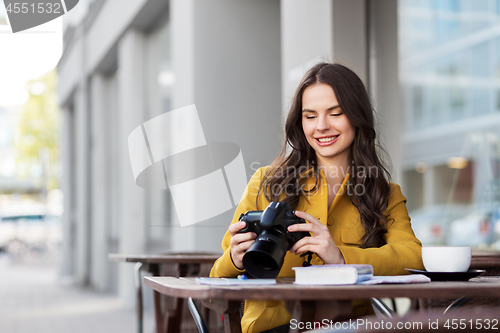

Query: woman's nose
left=316, top=115, right=330, bottom=131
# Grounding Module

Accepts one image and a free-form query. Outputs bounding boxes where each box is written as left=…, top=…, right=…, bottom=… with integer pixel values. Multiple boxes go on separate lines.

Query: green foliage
left=14, top=70, right=60, bottom=190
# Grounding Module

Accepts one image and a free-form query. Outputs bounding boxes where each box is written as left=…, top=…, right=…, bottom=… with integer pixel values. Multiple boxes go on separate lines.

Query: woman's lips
left=315, top=135, right=339, bottom=146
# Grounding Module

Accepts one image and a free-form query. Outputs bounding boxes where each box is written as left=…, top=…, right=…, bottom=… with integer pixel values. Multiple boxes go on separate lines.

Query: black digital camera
left=238, top=201, right=310, bottom=278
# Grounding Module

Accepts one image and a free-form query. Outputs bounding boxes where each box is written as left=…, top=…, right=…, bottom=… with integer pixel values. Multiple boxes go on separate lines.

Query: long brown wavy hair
left=258, top=63, right=392, bottom=248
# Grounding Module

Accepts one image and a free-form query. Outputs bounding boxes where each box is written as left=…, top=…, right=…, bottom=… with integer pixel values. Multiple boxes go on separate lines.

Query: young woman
left=210, top=63, right=424, bottom=333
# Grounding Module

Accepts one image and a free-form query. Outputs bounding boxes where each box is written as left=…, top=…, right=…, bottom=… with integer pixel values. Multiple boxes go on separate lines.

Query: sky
left=0, top=2, right=63, bottom=106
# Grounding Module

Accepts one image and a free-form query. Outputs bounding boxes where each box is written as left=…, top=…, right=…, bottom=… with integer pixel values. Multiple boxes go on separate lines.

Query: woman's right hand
left=229, top=221, right=257, bottom=270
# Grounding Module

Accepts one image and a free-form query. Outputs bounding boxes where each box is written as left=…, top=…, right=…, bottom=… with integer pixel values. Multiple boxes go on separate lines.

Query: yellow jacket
left=210, top=166, right=424, bottom=333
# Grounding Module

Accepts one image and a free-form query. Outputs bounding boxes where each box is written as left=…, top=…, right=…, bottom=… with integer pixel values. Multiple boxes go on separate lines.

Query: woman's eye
left=305, top=116, right=316, bottom=120
left=330, top=113, right=343, bottom=117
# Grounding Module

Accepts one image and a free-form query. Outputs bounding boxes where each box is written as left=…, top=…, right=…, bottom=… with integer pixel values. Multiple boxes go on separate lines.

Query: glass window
left=400, top=0, right=500, bottom=248
left=399, top=0, right=500, bottom=130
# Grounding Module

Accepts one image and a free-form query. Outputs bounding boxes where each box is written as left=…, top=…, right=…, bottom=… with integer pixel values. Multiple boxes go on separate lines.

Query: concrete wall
left=170, top=0, right=282, bottom=252
left=89, top=73, right=113, bottom=291
left=85, top=0, right=147, bottom=74
left=368, top=0, right=403, bottom=185
left=332, top=0, right=368, bottom=84
left=73, top=76, right=90, bottom=285
left=60, top=104, right=75, bottom=279
left=116, top=29, right=148, bottom=303
left=281, top=0, right=333, bottom=115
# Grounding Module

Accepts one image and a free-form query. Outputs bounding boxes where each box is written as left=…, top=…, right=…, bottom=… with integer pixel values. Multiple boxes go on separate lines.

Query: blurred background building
left=0, top=0, right=490, bottom=309
left=400, top=0, right=500, bottom=249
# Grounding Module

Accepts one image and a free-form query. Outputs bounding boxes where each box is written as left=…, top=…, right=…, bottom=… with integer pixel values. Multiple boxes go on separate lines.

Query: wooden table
left=144, top=276, right=500, bottom=333
left=109, top=252, right=221, bottom=333
left=471, top=248, right=500, bottom=276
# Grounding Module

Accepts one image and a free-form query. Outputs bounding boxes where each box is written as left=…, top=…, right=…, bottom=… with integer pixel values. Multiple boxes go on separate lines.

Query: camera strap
left=300, top=251, right=314, bottom=267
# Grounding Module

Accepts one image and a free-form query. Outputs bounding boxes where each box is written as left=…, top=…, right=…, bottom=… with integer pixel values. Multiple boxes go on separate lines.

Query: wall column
left=281, top=0, right=333, bottom=114
left=60, top=105, right=75, bottom=279
left=89, top=73, right=111, bottom=292
left=369, top=0, right=403, bottom=183
left=73, top=81, right=91, bottom=285
left=332, top=0, right=368, bottom=83
left=117, top=29, right=147, bottom=305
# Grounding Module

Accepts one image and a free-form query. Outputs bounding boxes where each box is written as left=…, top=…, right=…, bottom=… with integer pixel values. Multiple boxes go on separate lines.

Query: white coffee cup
left=422, top=246, right=471, bottom=272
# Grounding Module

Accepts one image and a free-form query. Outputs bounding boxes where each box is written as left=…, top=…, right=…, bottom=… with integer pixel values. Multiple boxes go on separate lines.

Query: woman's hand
left=228, top=221, right=257, bottom=270
left=288, top=211, right=345, bottom=264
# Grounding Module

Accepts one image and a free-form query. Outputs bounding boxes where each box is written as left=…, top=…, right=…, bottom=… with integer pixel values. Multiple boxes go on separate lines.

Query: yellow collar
left=328, top=172, right=350, bottom=212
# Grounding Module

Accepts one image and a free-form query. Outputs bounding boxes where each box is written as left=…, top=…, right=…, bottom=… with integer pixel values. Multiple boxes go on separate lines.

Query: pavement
left=0, top=252, right=155, bottom=333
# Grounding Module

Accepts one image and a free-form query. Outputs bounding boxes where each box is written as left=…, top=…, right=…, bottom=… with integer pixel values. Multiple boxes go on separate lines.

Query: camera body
left=239, top=202, right=309, bottom=247
left=237, top=201, right=309, bottom=278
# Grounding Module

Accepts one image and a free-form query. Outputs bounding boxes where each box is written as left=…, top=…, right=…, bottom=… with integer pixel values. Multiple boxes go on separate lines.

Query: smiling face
left=301, top=83, right=355, bottom=168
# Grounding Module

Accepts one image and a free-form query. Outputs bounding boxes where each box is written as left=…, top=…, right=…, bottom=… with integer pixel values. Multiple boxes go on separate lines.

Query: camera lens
left=242, top=228, right=289, bottom=278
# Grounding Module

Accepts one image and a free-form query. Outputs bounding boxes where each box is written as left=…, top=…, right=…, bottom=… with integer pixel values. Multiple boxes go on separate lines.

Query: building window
left=399, top=0, right=500, bottom=131
left=399, top=0, right=500, bottom=247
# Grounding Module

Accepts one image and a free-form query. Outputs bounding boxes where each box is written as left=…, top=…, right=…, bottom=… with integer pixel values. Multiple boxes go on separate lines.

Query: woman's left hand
left=288, top=210, right=345, bottom=264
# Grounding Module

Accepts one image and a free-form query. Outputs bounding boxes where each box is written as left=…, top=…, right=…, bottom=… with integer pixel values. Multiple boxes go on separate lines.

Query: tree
left=14, top=69, right=60, bottom=191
